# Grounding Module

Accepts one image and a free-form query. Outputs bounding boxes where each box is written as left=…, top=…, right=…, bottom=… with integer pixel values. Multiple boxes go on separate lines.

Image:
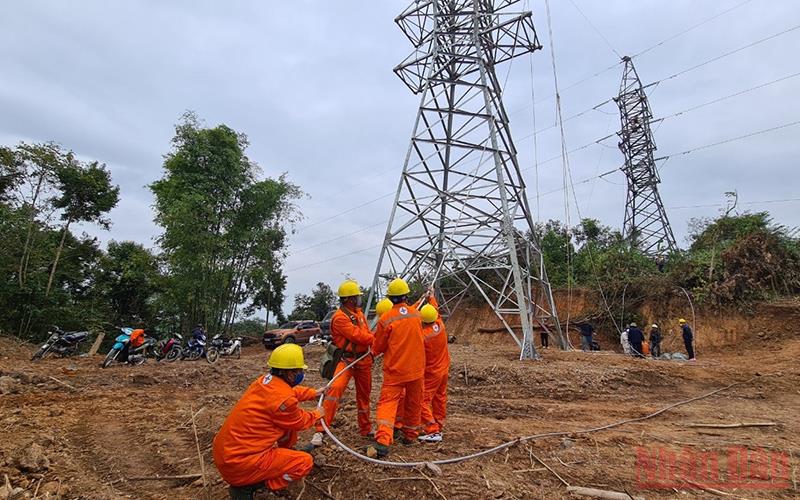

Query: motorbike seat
left=64, top=331, right=89, bottom=342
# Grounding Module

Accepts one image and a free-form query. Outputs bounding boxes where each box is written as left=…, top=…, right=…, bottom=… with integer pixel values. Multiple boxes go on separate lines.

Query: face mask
left=292, top=372, right=305, bottom=386
left=355, top=296, right=363, bottom=308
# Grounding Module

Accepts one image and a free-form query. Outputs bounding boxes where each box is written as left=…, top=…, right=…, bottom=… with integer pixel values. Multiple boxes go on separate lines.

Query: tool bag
left=319, top=308, right=359, bottom=380
left=320, top=341, right=343, bottom=380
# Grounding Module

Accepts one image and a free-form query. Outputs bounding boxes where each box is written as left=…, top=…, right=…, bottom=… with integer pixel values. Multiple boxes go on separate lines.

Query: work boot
left=365, top=442, right=389, bottom=458
left=398, top=434, right=418, bottom=446
left=392, top=428, right=403, bottom=441
left=310, top=432, right=324, bottom=447
left=418, top=432, right=443, bottom=443
left=229, top=483, right=264, bottom=500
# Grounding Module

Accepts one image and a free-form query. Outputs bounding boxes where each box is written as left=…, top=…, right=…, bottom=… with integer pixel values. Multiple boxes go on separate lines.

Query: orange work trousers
left=374, top=378, right=423, bottom=446
left=218, top=431, right=313, bottom=491
left=315, top=357, right=372, bottom=435
left=421, top=371, right=448, bottom=434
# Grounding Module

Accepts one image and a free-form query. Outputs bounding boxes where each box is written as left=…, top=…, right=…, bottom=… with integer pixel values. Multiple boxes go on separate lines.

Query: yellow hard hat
left=387, top=277, right=410, bottom=297
left=338, top=280, right=362, bottom=298
left=375, top=298, right=393, bottom=317
left=678, top=318, right=686, bottom=324
left=268, top=344, right=308, bottom=370
left=420, top=304, right=438, bottom=324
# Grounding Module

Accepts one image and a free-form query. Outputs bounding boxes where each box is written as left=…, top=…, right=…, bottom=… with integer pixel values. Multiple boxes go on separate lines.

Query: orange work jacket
left=129, top=329, right=145, bottom=348
left=421, top=297, right=449, bottom=378
left=212, top=374, right=321, bottom=481
left=373, top=302, right=424, bottom=384
left=331, top=307, right=374, bottom=356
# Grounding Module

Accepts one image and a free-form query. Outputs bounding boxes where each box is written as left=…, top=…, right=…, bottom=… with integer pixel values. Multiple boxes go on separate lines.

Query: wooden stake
left=420, top=470, right=447, bottom=500
left=529, top=450, right=569, bottom=487
left=687, top=422, right=777, bottom=429
left=684, top=481, right=737, bottom=497
left=295, top=478, right=306, bottom=500
left=463, top=363, right=469, bottom=386
left=190, top=405, right=207, bottom=488
left=48, top=376, right=77, bottom=391
left=566, top=486, right=644, bottom=500
left=306, top=480, right=336, bottom=500
left=88, top=332, right=105, bottom=356
left=128, top=474, right=203, bottom=481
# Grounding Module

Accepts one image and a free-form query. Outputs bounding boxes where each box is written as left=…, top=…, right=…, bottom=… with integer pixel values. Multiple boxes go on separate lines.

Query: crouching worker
left=213, top=344, right=324, bottom=498
left=418, top=296, right=450, bottom=443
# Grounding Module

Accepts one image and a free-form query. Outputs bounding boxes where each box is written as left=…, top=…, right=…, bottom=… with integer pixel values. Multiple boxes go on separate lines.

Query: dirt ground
left=1, top=310, right=799, bottom=499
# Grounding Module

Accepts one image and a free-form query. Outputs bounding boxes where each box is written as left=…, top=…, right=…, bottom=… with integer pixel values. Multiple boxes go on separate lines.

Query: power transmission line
left=291, top=22, right=800, bottom=238
left=632, top=0, right=755, bottom=59
left=669, top=197, right=800, bottom=210
left=658, top=23, right=800, bottom=84
left=653, top=70, right=800, bottom=123
left=566, top=0, right=621, bottom=58
left=657, top=119, right=800, bottom=161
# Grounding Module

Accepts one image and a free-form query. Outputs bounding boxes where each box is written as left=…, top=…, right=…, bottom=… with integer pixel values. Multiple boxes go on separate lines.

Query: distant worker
left=129, top=327, right=146, bottom=349
left=310, top=280, right=375, bottom=448
left=579, top=322, right=595, bottom=352
left=627, top=322, right=645, bottom=358
left=213, top=344, right=323, bottom=498
left=679, top=318, right=696, bottom=361
left=540, top=330, right=549, bottom=348
left=191, top=323, right=206, bottom=341
left=417, top=295, right=450, bottom=443
left=620, top=326, right=631, bottom=355
left=649, top=324, right=662, bottom=358
left=367, top=278, right=425, bottom=458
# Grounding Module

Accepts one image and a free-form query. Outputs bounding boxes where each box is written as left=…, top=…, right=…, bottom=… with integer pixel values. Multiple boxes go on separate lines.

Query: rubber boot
left=229, top=483, right=263, bottom=500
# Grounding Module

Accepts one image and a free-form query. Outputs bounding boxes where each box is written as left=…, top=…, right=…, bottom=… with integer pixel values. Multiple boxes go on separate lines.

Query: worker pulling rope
left=316, top=352, right=757, bottom=467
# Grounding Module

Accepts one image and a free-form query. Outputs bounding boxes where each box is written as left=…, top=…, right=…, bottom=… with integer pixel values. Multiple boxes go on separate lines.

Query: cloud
left=2, top=0, right=798, bottom=314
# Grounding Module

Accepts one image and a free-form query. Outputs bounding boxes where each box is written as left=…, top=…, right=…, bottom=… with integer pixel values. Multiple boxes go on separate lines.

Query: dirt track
left=1, top=322, right=799, bottom=499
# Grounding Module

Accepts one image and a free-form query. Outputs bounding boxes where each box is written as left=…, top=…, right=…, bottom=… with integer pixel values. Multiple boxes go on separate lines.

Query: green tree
left=46, top=161, right=119, bottom=296
left=288, top=282, right=337, bottom=321
left=150, top=113, right=299, bottom=334
left=97, top=241, right=164, bottom=327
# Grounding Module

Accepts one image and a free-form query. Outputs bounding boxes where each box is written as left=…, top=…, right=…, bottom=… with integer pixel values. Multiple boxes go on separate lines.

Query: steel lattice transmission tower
left=614, top=56, right=677, bottom=256
left=366, top=0, right=566, bottom=359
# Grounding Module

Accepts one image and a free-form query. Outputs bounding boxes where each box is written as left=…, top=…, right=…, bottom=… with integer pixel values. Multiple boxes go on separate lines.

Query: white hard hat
left=652, top=324, right=658, bottom=328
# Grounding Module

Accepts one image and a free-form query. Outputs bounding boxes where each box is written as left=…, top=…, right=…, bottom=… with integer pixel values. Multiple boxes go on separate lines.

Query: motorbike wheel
left=206, top=347, right=220, bottom=364
left=31, top=346, right=49, bottom=361
left=165, top=346, right=181, bottom=362
left=188, top=349, right=201, bottom=361
left=101, top=349, right=118, bottom=369
left=130, top=355, right=146, bottom=366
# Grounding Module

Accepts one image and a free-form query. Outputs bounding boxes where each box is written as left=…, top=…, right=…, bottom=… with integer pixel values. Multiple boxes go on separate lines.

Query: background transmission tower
left=615, top=56, right=677, bottom=256
left=367, top=0, right=566, bottom=359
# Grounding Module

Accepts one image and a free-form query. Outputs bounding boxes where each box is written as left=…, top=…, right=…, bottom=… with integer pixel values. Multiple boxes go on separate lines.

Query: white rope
left=315, top=377, right=755, bottom=468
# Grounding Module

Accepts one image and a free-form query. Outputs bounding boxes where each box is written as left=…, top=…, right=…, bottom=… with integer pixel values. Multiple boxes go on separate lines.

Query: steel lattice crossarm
left=368, top=0, right=566, bottom=359
left=614, top=56, right=677, bottom=256
left=394, top=0, right=542, bottom=94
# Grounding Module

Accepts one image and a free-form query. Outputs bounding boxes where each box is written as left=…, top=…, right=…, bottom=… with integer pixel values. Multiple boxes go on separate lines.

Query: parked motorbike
left=101, top=327, right=149, bottom=368
left=31, top=326, right=89, bottom=360
left=181, top=332, right=219, bottom=364
left=209, top=334, right=242, bottom=359
left=154, top=333, right=183, bottom=362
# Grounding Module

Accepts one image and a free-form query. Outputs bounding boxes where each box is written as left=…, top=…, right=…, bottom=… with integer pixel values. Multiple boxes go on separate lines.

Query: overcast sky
left=2, top=0, right=799, bottom=315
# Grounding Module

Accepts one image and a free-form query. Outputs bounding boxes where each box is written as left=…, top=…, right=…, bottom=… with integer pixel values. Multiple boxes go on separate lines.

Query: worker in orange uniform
left=417, top=296, right=450, bottom=443
left=392, top=287, right=435, bottom=439
left=310, top=280, right=375, bottom=447
left=366, top=278, right=425, bottom=458
left=213, top=344, right=324, bottom=498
